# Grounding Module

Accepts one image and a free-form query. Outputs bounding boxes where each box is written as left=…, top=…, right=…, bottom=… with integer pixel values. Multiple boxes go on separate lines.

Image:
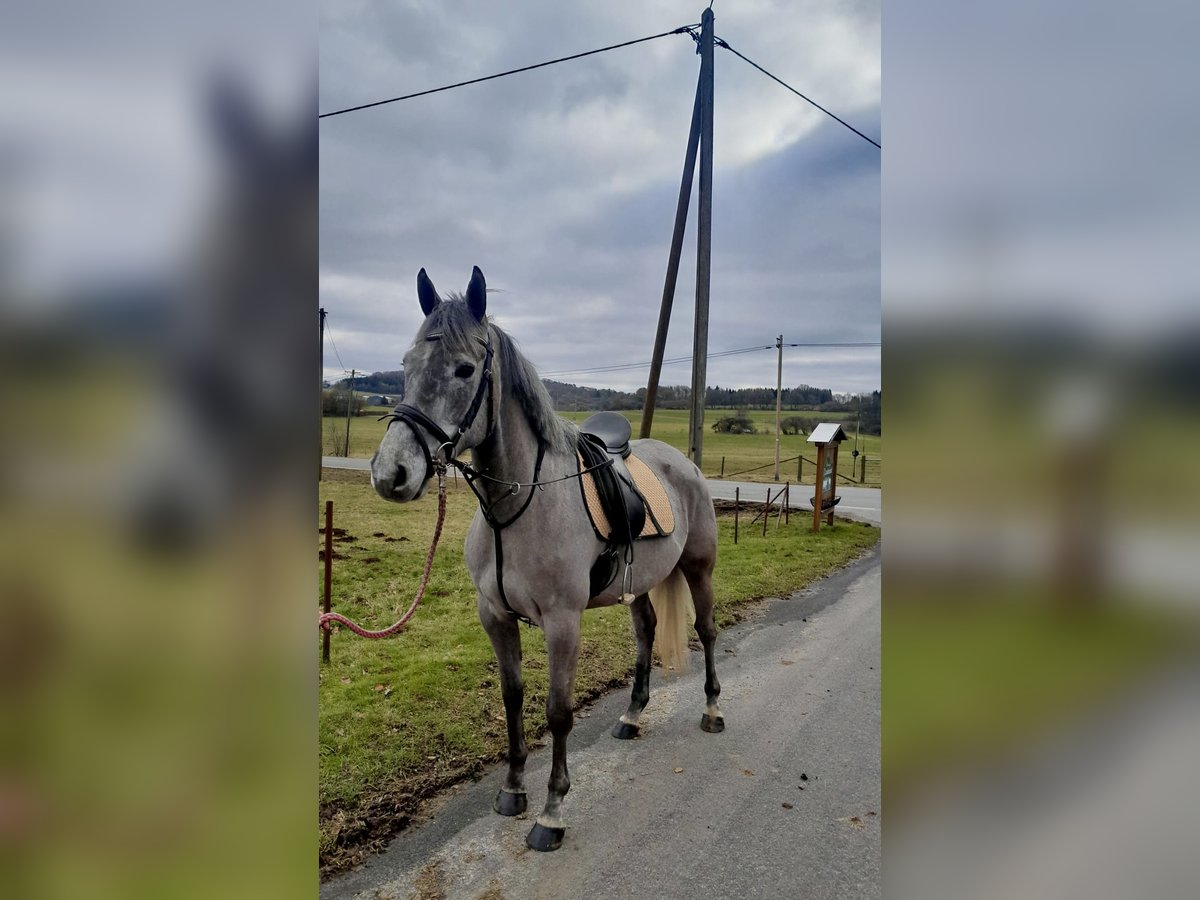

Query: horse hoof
left=611, top=721, right=640, bottom=740
left=526, top=822, right=565, bottom=852
left=700, top=713, right=725, bottom=733
left=493, top=790, right=527, bottom=817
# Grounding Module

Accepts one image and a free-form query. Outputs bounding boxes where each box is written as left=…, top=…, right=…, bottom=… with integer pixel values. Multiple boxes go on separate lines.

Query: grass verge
left=318, top=469, right=878, bottom=874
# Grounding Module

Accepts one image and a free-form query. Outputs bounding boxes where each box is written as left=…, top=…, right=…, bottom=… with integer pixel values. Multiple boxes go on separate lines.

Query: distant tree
left=322, top=389, right=364, bottom=417
left=779, top=416, right=809, bottom=435
left=712, top=413, right=756, bottom=434
left=856, top=391, right=881, bottom=435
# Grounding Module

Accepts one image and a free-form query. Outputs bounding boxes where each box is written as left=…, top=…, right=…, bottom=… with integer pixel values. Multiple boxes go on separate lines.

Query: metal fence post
left=733, top=486, right=739, bottom=545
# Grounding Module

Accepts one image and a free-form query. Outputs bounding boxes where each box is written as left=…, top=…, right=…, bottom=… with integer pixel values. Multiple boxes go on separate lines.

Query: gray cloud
left=320, top=1, right=879, bottom=393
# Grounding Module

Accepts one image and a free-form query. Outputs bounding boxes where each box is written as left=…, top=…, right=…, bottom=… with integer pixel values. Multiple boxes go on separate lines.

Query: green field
left=324, top=406, right=882, bottom=486
left=317, top=470, right=879, bottom=872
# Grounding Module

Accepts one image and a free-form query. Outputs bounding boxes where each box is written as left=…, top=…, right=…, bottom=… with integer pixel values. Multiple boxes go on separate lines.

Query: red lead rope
left=319, top=470, right=448, bottom=639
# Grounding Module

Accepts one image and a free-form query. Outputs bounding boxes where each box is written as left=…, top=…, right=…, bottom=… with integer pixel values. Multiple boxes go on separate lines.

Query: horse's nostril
left=393, top=466, right=407, bottom=490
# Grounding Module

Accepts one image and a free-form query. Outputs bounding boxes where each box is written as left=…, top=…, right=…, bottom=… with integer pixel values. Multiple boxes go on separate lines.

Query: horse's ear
left=417, top=268, right=441, bottom=317
left=466, top=266, right=487, bottom=321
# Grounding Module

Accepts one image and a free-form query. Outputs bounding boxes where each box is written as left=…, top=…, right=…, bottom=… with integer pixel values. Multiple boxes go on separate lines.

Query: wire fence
left=710, top=452, right=881, bottom=486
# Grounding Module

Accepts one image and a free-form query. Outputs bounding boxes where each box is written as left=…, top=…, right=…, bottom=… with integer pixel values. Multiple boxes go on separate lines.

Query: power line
left=541, top=344, right=768, bottom=378
left=714, top=37, right=881, bottom=150
left=785, top=342, right=880, bottom=348
left=540, top=341, right=878, bottom=379
left=319, top=25, right=698, bottom=119
left=325, top=320, right=348, bottom=373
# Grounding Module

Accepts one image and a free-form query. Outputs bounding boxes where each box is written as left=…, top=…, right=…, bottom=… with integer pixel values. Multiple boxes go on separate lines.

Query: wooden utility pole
left=343, top=368, right=355, bottom=456
left=687, top=6, right=715, bottom=467
left=640, top=73, right=702, bottom=440
left=773, top=334, right=783, bottom=481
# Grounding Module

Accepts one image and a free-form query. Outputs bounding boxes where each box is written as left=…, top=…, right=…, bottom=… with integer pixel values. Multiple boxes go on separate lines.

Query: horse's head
left=371, top=266, right=495, bottom=502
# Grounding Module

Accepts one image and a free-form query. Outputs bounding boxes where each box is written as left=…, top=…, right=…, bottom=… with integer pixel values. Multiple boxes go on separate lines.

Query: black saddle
left=578, top=414, right=646, bottom=598
left=579, top=411, right=632, bottom=458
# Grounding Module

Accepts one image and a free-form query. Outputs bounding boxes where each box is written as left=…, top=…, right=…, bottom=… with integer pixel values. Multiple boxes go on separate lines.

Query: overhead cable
left=320, top=26, right=698, bottom=119
left=715, top=37, right=881, bottom=150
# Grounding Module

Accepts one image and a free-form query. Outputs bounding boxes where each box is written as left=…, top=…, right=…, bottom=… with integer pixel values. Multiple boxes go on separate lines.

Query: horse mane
left=417, top=297, right=578, bottom=455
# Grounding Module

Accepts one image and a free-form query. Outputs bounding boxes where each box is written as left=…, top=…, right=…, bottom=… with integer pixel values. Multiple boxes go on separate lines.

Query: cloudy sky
left=319, top=0, right=879, bottom=394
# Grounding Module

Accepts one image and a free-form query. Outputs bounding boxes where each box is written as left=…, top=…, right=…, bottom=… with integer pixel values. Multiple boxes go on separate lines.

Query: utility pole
left=343, top=368, right=355, bottom=457
left=640, top=72, right=702, bottom=440
left=773, top=334, right=783, bottom=481
left=319, top=308, right=327, bottom=480
left=687, top=6, right=715, bottom=467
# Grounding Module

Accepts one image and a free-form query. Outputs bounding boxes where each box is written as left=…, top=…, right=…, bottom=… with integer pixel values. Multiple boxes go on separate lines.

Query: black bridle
left=381, top=332, right=496, bottom=483
left=378, top=329, right=543, bottom=624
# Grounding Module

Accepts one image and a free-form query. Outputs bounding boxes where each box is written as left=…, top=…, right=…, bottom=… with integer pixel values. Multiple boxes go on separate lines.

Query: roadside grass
left=318, top=471, right=879, bottom=871
left=324, top=407, right=882, bottom=486
left=883, top=583, right=1194, bottom=804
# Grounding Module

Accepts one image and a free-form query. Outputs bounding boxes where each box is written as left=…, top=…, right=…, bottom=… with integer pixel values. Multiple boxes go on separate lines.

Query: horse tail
left=648, top=567, right=696, bottom=674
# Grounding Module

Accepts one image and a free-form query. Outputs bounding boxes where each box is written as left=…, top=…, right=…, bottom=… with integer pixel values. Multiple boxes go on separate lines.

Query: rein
left=318, top=466, right=449, bottom=639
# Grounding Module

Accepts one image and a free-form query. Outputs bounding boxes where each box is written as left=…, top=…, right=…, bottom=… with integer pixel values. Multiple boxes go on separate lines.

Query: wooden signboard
left=807, top=423, right=848, bottom=533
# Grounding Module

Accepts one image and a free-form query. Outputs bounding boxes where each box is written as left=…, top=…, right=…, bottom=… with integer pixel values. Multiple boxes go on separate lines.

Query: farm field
left=324, top=406, right=882, bottom=486
left=317, top=469, right=879, bottom=872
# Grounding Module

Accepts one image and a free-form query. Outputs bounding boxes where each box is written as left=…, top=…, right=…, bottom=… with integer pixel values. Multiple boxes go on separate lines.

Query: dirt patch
left=320, top=760, right=496, bottom=879
left=409, top=861, right=447, bottom=900
left=322, top=467, right=372, bottom=485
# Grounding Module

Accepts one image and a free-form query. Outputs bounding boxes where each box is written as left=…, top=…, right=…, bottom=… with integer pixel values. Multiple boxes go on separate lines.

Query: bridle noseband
left=381, top=332, right=495, bottom=483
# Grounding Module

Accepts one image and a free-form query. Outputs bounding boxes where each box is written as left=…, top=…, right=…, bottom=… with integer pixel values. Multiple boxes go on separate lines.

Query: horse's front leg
left=479, top=599, right=528, bottom=817
left=527, top=609, right=581, bottom=852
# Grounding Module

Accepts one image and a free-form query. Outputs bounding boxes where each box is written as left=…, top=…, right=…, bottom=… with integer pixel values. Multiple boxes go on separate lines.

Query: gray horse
left=370, top=267, right=723, bottom=852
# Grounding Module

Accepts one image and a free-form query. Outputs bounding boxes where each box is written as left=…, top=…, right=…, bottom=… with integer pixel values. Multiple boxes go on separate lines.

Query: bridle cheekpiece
left=381, top=331, right=495, bottom=484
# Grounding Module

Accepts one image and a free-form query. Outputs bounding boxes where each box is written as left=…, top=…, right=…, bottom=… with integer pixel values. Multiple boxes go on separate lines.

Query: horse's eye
left=454, top=363, right=476, bottom=379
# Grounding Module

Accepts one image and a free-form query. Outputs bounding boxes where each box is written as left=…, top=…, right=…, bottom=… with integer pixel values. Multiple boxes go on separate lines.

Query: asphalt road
left=322, top=547, right=881, bottom=900
left=704, top=479, right=881, bottom=527
left=321, top=457, right=881, bottom=527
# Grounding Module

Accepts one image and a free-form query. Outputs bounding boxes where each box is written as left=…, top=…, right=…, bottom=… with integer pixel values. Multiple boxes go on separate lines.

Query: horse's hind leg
left=682, top=564, right=724, bottom=732
left=612, top=593, right=655, bottom=740
left=479, top=601, right=528, bottom=817
left=527, top=609, right=581, bottom=852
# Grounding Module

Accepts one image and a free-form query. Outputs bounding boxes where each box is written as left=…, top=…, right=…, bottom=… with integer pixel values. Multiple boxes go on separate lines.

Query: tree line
left=327, top=371, right=880, bottom=434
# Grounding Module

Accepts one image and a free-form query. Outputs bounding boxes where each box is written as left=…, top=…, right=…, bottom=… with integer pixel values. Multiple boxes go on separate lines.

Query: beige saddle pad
left=577, top=451, right=675, bottom=539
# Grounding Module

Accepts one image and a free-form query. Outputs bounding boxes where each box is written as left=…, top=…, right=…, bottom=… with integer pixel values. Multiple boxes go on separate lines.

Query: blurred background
left=884, top=2, right=1200, bottom=898
left=0, top=2, right=315, bottom=896
left=4, top=1, right=1200, bottom=896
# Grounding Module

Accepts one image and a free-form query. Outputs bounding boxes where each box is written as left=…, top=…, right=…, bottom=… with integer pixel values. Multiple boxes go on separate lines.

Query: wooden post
left=812, top=445, right=824, bottom=533
left=773, top=334, right=783, bottom=480
left=827, top=444, right=839, bottom=526
left=343, top=368, right=355, bottom=456
left=797, top=454, right=803, bottom=483
left=687, top=6, right=715, bottom=467
left=763, top=488, right=770, bottom=537
left=784, top=481, right=790, bottom=525
left=322, top=500, right=333, bottom=664
left=720, top=455, right=725, bottom=477
left=733, top=486, right=739, bottom=544
left=640, top=72, right=703, bottom=440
